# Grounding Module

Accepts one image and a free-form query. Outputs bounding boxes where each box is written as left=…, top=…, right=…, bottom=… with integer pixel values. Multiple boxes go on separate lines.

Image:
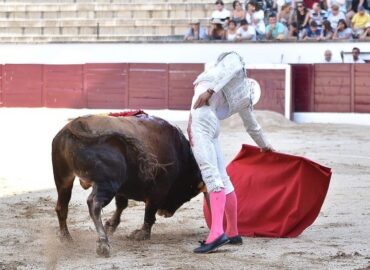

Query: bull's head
left=158, top=150, right=205, bottom=217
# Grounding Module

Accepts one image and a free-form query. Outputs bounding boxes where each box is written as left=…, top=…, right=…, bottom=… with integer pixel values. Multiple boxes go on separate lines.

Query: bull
left=52, top=113, right=204, bottom=257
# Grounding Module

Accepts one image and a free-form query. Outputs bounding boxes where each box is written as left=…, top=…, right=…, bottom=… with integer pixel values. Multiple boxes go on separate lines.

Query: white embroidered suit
left=190, top=52, right=271, bottom=194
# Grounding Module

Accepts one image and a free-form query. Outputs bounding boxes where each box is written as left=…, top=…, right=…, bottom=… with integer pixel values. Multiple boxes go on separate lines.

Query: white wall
left=0, top=42, right=368, bottom=64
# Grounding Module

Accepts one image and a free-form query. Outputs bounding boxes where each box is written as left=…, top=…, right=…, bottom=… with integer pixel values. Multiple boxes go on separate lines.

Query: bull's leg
left=55, top=176, right=74, bottom=242
left=87, top=185, right=115, bottom=258
left=129, top=200, right=158, bottom=241
left=104, top=193, right=128, bottom=235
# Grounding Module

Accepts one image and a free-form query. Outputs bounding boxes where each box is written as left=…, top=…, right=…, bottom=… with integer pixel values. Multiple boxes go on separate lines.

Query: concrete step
left=0, top=24, right=190, bottom=35
left=0, top=3, right=217, bottom=11
left=0, top=34, right=184, bottom=42
left=0, top=3, right=220, bottom=19
left=0, top=18, right=210, bottom=27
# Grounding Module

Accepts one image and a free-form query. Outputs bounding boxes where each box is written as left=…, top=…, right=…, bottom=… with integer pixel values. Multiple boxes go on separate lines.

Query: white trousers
left=190, top=86, right=234, bottom=194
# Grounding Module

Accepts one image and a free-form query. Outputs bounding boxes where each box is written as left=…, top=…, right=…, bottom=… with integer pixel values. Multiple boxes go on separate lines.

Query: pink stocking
left=206, top=189, right=226, bottom=244
left=225, top=191, right=238, bottom=237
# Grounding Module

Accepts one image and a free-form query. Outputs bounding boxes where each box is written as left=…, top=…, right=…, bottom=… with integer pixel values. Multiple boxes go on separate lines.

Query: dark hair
left=240, top=19, right=248, bottom=25
left=215, top=0, right=224, bottom=5
left=247, top=0, right=261, bottom=11
left=322, top=20, right=332, bottom=31
left=269, top=12, right=277, bottom=18
left=310, top=21, right=318, bottom=27
left=337, top=19, right=347, bottom=28
left=353, top=47, right=360, bottom=53
left=290, top=22, right=298, bottom=28
left=228, top=20, right=237, bottom=26
left=232, top=0, right=241, bottom=9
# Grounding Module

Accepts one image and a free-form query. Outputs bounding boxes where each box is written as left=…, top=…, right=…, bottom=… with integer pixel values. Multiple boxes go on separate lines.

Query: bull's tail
left=67, top=117, right=161, bottom=182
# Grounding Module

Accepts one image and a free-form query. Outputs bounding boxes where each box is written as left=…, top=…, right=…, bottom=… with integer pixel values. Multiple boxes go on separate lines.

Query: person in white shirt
left=349, top=47, right=366, bottom=63
left=188, top=52, right=273, bottom=253
left=245, top=0, right=266, bottom=37
left=236, top=19, right=257, bottom=40
left=211, top=0, right=231, bottom=26
left=322, top=49, right=342, bottom=63
left=327, top=3, right=346, bottom=29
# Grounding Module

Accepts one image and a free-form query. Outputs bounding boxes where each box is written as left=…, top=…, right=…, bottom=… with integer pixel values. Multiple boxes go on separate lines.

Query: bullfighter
left=188, top=51, right=274, bottom=253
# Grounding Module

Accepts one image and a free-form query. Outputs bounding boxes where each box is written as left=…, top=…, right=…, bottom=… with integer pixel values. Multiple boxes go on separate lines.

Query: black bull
left=52, top=114, right=205, bottom=257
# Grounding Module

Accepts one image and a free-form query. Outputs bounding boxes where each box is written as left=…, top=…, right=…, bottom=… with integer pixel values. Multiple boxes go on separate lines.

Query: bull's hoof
left=58, top=231, right=73, bottom=243
left=128, top=229, right=150, bottom=241
left=104, top=219, right=119, bottom=236
left=96, top=239, right=110, bottom=258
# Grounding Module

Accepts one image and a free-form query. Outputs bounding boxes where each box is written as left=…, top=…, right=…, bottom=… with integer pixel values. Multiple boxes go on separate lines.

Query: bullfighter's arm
left=238, top=108, right=274, bottom=151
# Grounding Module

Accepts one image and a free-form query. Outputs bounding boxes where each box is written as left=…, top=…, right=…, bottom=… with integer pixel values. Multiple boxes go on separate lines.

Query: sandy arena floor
left=0, top=108, right=369, bottom=270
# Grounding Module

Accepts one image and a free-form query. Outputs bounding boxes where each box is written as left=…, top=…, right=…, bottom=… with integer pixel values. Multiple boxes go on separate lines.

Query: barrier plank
left=85, top=63, right=128, bottom=109
left=44, top=65, right=84, bottom=108
left=168, top=64, right=203, bottom=110
left=2, top=64, right=43, bottom=107
left=128, top=63, right=168, bottom=109
left=248, top=69, right=285, bottom=115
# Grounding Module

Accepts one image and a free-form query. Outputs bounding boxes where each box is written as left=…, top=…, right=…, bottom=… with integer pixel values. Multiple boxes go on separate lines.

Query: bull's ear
left=198, top=182, right=207, bottom=193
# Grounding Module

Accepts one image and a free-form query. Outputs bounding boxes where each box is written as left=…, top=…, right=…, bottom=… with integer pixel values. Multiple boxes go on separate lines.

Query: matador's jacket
left=193, top=51, right=271, bottom=149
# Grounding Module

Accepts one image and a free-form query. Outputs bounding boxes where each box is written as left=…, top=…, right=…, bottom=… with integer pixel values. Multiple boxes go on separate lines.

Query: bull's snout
left=157, top=209, right=174, bottom=218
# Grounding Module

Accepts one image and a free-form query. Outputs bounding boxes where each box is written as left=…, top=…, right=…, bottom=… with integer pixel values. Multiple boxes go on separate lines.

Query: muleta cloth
left=203, top=144, right=332, bottom=237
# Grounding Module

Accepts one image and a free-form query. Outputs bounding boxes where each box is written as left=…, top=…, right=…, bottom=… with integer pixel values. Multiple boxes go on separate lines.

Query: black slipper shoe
left=193, top=233, right=229, bottom=254
left=228, top=235, right=243, bottom=245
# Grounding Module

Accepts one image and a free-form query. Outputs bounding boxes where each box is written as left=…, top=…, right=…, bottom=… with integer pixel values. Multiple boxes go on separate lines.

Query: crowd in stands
left=184, top=0, right=370, bottom=41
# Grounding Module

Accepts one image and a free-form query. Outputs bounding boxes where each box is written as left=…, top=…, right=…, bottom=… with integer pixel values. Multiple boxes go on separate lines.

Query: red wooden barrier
left=0, top=63, right=369, bottom=114
left=354, top=64, right=370, bottom=113
left=2, top=65, right=43, bottom=107
left=248, top=69, right=286, bottom=115
left=128, top=63, right=168, bottom=109
left=0, top=65, right=3, bottom=107
left=168, top=64, right=203, bottom=110
left=291, top=64, right=314, bottom=112
left=85, top=64, right=128, bottom=109
left=44, top=65, right=84, bottom=108
left=314, top=64, right=351, bottom=112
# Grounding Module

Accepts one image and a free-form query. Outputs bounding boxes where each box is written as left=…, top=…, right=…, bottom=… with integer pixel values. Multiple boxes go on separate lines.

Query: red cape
left=204, top=144, right=331, bottom=237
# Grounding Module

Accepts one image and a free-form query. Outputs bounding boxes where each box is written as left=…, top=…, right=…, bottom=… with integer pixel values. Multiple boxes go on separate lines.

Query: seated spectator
left=277, top=3, right=293, bottom=27
left=287, top=21, right=299, bottom=39
left=231, top=0, right=246, bottom=26
left=327, top=3, right=346, bottom=29
left=309, top=3, right=328, bottom=29
left=318, top=19, right=334, bottom=39
left=323, top=0, right=347, bottom=14
left=236, top=19, right=257, bottom=40
left=359, top=21, right=370, bottom=39
left=302, top=20, right=322, bottom=39
left=246, top=0, right=266, bottom=38
left=333, top=19, right=353, bottom=39
left=346, top=0, right=369, bottom=25
left=348, top=47, right=366, bottom=63
left=351, top=6, right=370, bottom=37
left=184, top=20, right=208, bottom=40
left=227, top=20, right=238, bottom=41
left=211, top=0, right=231, bottom=27
left=209, top=19, right=227, bottom=40
left=266, top=13, right=288, bottom=40
left=322, top=49, right=341, bottom=63
left=292, top=2, right=310, bottom=31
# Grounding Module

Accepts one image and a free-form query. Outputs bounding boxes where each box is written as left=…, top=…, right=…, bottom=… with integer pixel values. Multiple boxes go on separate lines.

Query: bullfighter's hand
left=193, top=90, right=214, bottom=109
left=261, top=145, right=275, bottom=152
left=187, top=113, right=194, bottom=147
